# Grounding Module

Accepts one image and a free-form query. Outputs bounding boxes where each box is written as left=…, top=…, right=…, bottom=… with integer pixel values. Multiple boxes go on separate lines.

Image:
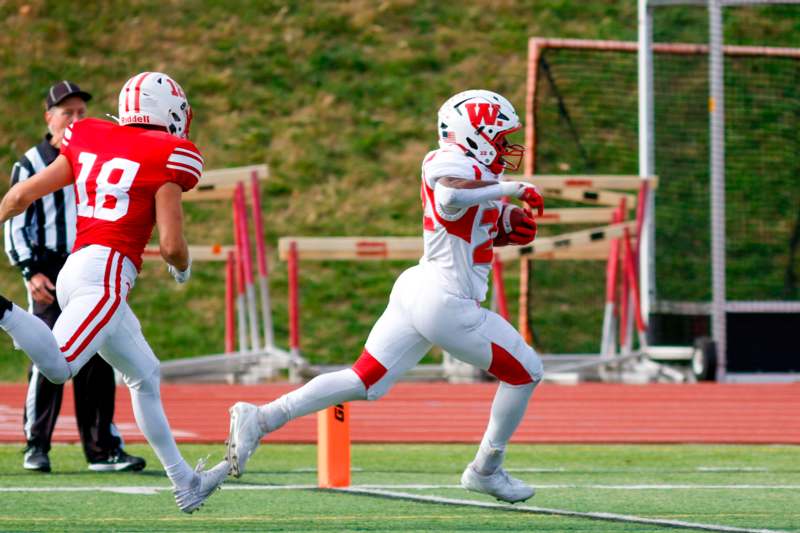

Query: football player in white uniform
left=227, top=90, right=545, bottom=503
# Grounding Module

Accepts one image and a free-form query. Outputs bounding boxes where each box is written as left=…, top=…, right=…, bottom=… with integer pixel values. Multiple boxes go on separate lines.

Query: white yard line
left=0, top=483, right=792, bottom=531
left=697, top=467, right=770, bottom=472
left=535, top=484, right=800, bottom=490
left=2, top=482, right=799, bottom=493
left=337, top=487, right=790, bottom=533
left=506, top=467, right=567, bottom=472
left=507, top=467, right=776, bottom=474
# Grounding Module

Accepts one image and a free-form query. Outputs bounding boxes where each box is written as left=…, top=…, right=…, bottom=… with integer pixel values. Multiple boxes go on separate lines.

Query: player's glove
left=518, top=185, right=544, bottom=216
left=508, top=209, right=538, bottom=245
left=498, top=182, right=545, bottom=216
left=168, top=258, right=192, bottom=284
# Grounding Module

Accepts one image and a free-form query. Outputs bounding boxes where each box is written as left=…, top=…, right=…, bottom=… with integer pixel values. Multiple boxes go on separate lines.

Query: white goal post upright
left=639, top=0, right=800, bottom=381
left=637, top=0, right=656, bottom=326
left=708, top=0, right=727, bottom=381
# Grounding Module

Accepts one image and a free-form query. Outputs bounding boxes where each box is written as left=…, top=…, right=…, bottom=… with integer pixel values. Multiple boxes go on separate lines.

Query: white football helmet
left=117, top=72, right=193, bottom=139
left=438, top=89, right=524, bottom=174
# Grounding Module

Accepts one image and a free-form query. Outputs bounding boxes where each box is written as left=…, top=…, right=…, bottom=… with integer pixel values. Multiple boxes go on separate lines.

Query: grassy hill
left=0, top=1, right=796, bottom=381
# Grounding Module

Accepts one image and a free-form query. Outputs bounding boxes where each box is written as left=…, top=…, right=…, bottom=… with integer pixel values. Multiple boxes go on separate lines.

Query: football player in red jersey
left=0, top=72, right=228, bottom=513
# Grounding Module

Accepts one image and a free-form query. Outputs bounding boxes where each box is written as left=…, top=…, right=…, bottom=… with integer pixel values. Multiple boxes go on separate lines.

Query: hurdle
left=142, top=244, right=234, bottom=262
left=276, top=221, right=634, bottom=383
left=190, top=164, right=272, bottom=353
left=506, top=174, right=657, bottom=344
left=152, top=164, right=308, bottom=383
left=271, top=175, right=678, bottom=383
left=502, top=178, right=643, bottom=354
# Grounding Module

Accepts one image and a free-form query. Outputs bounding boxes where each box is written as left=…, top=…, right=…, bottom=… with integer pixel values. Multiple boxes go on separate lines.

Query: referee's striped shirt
left=4, top=135, right=76, bottom=278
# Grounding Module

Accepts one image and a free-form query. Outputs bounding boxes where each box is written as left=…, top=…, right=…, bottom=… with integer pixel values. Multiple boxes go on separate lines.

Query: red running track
left=0, top=382, right=798, bottom=444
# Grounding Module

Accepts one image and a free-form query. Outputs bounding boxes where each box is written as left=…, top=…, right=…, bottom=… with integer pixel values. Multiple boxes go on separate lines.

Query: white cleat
left=226, top=401, right=264, bottom=478
left=173, top=458, right=230, bottom=513
left=460, top=463, right=535, bottom=503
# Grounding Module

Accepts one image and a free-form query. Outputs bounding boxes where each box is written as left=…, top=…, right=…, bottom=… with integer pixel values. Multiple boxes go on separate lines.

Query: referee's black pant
left=23, top=269, right=121, bottom=463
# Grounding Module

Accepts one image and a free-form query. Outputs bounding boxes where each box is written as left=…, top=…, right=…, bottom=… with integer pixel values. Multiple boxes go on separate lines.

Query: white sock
left=257, top=369, right=366, bottom=433
left=165, top=460, right=195, bottom=489
left=129, top=370, right=192, bottom=487
left=0, top=304, right=70, bottom=383
left=473, top=381, right=536, bottom=475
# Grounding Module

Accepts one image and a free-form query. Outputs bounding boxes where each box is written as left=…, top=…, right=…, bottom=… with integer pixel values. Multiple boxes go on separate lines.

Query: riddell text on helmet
left=120, top=115, right=151, bottom=124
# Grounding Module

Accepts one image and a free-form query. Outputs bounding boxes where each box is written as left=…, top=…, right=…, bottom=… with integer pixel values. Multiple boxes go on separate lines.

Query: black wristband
left=17, top=259, right=45, bottom=282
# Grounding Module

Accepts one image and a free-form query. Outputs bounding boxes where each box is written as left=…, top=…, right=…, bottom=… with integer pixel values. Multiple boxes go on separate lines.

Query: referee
left=4, top=81, right=145, bottom=473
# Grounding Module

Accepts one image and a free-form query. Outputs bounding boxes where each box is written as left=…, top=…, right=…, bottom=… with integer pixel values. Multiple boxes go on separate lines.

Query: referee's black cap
left=46, top=80, right=92, bottom=110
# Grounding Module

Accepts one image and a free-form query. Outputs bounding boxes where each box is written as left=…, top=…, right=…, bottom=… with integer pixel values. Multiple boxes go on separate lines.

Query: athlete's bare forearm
left=155, top=182, right=190, bottom=271
left=0, top=186, right=28, bottom=224
left=161, top=236, right=190, bottom=271
left=0, top=155, right=72, bottom=224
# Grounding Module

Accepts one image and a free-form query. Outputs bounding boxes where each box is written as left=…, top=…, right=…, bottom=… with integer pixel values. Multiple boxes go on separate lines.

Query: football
left=494, top=205, right=537, bottom=247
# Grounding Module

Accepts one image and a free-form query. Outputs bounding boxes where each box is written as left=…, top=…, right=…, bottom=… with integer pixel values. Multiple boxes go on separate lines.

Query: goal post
left=525, top=4, right=800, bottom=373
left=640, top=0, right=800, bottom=381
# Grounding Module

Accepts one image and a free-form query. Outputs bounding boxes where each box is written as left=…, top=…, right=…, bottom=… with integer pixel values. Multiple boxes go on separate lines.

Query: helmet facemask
left=491, top=128, right=525, bottom=174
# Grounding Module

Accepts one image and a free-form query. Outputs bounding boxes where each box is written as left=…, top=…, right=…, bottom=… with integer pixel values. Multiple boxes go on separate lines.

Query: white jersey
left=419, top=147, right=502, bottom=301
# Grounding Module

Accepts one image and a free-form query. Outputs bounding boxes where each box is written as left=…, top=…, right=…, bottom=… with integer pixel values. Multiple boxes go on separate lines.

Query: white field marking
left=2, top=482, right=800, bottom=494
left=105, top=487, right=162, bottom=495
left=534, top=484, right=800, bottom=490
left=337, top=487, right=789, bottom=533
left=506, top=467, right=567, bottom=473
left=511, top=466, right=775, bottom=474
left=0, top=484, right=319, bottom=494
left=269, top=466, right=774, bottom=475
left=0, top=486, right=169, bottom=494
left=697, top=467, right=770, bottom=472
left=349, top=483, right=800, bottom=490
left=290, top=467, right=364, bottom=473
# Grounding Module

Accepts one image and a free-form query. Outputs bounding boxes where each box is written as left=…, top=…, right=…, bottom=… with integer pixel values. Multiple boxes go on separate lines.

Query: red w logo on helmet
left=465, top=103, right=500, bottom=127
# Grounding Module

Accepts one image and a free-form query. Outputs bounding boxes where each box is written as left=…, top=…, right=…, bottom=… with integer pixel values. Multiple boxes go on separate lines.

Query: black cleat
left=23, top=446, right=51, bottom=473
left=89, top=448, right=147, bottom=472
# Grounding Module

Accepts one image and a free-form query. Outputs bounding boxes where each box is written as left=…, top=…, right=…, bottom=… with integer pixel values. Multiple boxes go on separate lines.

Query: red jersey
left=60, top=118, right=202, bottom=270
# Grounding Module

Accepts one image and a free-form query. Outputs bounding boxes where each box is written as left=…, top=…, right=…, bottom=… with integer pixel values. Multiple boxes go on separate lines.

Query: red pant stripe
left=352, top=349, right=387, bottom=389
left=59, top=251, right=115, bottom=354
left=65, top=253, right=124, bottom=362
left=488, top=343, right=533, bottom=385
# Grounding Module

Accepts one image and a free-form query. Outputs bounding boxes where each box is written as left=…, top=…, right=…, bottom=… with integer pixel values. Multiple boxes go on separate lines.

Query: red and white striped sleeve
left=165, top=141, right=203, bottom=191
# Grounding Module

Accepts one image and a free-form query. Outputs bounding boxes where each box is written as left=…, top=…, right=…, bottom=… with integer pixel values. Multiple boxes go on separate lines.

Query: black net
left=533, top=8, right=800, bottom=311
left=531, top=48, right=637, bottom=353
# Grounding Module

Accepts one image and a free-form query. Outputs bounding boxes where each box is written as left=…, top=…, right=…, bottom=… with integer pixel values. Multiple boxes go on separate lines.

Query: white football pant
left=262, top=264, right=542, bottom=473
left=1, top=245, right=192, bottom=484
